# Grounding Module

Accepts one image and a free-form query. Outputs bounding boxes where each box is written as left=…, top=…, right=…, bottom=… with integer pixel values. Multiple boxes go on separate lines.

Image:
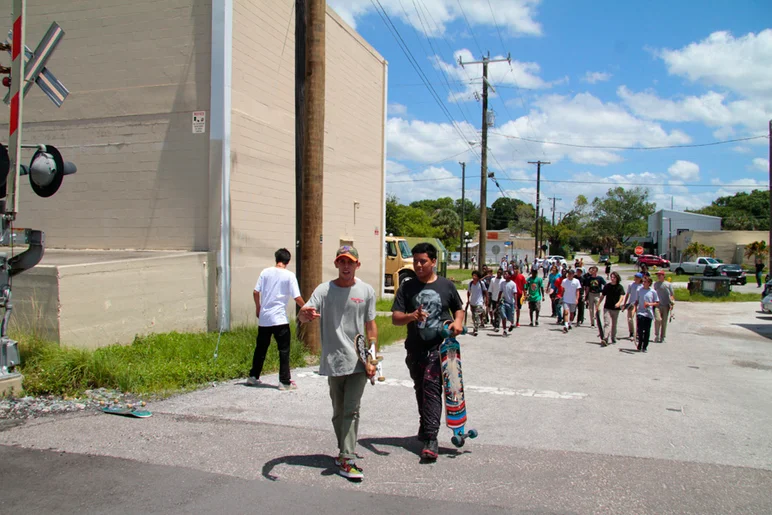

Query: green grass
left=16, top=316, right=406, bottom=397
left=628, top=274, right=691, bottom=282
left=376, top=298, right=394, bottom=312
left=673, top=290, right=760, bottom=303
left=592, top=254, right=619, bottom=264
left=445, top=267, right=475, bottom=284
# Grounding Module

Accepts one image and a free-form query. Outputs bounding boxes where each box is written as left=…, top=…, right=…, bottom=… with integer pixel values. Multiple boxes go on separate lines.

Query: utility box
left=688, top=276, right=731, bottom=297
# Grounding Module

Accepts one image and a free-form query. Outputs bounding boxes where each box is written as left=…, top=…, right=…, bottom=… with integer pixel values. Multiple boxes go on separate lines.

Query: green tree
left=432, top=208, right=461, bottom=248
left=488, top=197, right=525, bottom=230
left=683, top=242, right=716, bottom=259
left=410, top=197, right=455, bottom=214
left=591, top=187, right=655, bottom=245
left=744, top=240, right=769, bottom=263
left=454, top=198, right=480, bottom=225
left=508, top=204, right=536, bottom=235
left=689, top=189, right=769, bottom=230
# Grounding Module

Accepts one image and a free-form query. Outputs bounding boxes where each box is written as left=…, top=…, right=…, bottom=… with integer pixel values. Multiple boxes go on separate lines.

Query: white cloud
left=388, top=103, right=408, bottom=116
left=328, top=0, right=542, bottom=37
left=386, top=165, right=468, bottom=204
left=658, top=29, right=772, bottom=99
left=752, top=157, right=769, bottom=172
left=668, top=160, right=700, bottom=181
left=619, top=30, right=772, bottom=134
left=387, top=117, right=478, bottom=163
left=581, top=71, right=612, bottom=84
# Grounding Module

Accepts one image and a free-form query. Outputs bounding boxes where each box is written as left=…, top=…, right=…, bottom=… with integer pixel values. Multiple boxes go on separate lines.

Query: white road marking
left=295, top=371, right=587, bottom=400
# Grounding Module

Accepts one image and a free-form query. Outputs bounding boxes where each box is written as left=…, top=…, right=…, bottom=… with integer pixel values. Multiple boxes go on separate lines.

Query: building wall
left=674, top=231, right=768, bottom=265
left=0, top=0, right=213, bottom=250
left=648, top=210, right=722, bottom=258
left=228, top=0, right=386, bottom=323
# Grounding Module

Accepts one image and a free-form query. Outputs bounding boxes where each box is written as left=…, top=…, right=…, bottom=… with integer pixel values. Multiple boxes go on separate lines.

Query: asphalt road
left=2, top=296, right=771, bottom=513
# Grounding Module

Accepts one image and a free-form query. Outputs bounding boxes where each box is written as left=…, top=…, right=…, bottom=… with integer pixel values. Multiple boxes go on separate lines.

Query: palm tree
left=744, top=241, right=769, bottom=263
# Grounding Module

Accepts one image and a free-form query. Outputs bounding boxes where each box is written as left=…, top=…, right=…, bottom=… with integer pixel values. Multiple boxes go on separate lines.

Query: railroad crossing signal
left=4, top=22, right=68, bottom=107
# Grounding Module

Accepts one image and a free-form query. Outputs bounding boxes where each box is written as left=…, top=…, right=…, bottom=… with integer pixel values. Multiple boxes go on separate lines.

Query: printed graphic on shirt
left=414, top=289, right=444, bottom=341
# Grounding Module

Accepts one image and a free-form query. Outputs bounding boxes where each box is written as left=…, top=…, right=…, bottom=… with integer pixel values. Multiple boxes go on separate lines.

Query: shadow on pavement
left=733, top=323, right=772, bottom=340
left=262, top=453, right=336, bottom=481
left=358, top=435, right=472, bottom=462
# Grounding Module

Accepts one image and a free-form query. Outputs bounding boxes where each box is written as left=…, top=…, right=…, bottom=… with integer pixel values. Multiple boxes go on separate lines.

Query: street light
left=464, top=231, right=472, bottom=269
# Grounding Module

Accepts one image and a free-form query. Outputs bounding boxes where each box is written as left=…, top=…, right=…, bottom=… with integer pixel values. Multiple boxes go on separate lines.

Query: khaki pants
left=627, top=306, right=636, bottom=338
left=603, top=308, right=620, bottom=342
left=587, top=293, right=600, bottom=324
left=328, top=372, right=368, bottom=459
left=655, top=305, right=671, bottom=341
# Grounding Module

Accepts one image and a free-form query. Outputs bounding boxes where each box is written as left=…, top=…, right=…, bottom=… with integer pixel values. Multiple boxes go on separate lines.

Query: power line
left=387, top=176, right=769, bottom=188
left=489, top=132, right=768, bottom=150
left=387, top=147, right=481, bottom=177
left=368, top=0, right=479, bottom=158
left=456, top=0, right=483, bottom=55
left=487, top=0, right=508, bottom=53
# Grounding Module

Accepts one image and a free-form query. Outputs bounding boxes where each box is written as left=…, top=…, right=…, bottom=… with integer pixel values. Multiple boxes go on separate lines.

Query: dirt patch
left=733, top=360, right=772, bottom=371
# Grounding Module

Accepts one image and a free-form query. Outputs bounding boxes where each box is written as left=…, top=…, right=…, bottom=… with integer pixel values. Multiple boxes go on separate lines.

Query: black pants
left=250, top=324, right=291, bottom=384
left=577, top=296, right=585, bottom=324
left=636, top=315, right=653, bottom=351
left=406, top=347, right=443, bottom=441
left=490, top=299, right=500, bottom=329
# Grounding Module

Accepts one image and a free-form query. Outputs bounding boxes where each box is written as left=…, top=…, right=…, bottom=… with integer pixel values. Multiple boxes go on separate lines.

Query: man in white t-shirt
left=467, top=270, right=488, bottom=336
left=561, top=269, right=582, bottom=332
left=497, top=272, right=518, bottom=335
left=488, top=268, right=505, bottom=332
left=248, top=248, right=305, bottom=390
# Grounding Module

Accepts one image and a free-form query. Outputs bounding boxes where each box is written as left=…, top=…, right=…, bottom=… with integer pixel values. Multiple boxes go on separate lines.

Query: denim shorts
left=499, top=301, right=515, bottom=322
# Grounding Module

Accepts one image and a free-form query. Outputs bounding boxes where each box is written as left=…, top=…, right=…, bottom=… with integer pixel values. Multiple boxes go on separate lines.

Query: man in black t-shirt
left=392, top=243, right=464, bottom=461
left=584, top=266, right=606, bottom=328
left=597, top=271, right=625, bottom=345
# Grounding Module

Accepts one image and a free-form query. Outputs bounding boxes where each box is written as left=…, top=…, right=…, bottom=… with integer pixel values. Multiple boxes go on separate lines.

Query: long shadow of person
left=262, top=454, right=336, bottom=481
left=358, top=435, right=470, bottom=463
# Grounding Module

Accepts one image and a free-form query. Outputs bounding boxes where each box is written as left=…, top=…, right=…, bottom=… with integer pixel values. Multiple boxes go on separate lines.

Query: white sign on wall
left=192, top=111, right=206, bottom=133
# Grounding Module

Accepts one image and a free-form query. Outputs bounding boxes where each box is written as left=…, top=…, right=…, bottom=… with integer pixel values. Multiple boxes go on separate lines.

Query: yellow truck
left=385, top=236, right=416, bottom=292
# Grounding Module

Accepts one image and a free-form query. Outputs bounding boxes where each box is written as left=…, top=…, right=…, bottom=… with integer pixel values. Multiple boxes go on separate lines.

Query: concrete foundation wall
left=0, top=0, right=213, bottom=250
left=674, top=231, right=768, bottom=265
left=9, top=253, right=210, bottom=348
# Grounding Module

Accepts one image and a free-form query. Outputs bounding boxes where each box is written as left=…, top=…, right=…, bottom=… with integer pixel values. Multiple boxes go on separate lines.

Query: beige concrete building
left=674, top=231, right=768, bottom=265
left=0, top=0, right=387, bottom=347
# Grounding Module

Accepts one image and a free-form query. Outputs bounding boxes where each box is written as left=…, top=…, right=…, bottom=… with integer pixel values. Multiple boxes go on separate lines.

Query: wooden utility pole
left=459, top=161, right=466, bottom=269
left=549, top=196, right=561, bottom=227
left=297, top=0, right=325, bottom=353
left=529, top=161, right=550, bottom=259
left=459, top=52, right=510, bottom=268
left=294, top=0, right=305, bottom=298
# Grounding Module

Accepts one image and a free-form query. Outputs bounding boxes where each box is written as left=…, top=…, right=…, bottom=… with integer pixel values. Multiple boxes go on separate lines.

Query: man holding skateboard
left=298, top=246, right=377, bottom=480
left=597, top=271, right=625, bottom=345
left=248, top=248, right=305, bottom=390
left=392, top=242, right=464, bottom=461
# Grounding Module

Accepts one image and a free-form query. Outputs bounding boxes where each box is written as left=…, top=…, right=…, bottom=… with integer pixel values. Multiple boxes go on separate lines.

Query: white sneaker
left=246, top=377, right=262, bottom=386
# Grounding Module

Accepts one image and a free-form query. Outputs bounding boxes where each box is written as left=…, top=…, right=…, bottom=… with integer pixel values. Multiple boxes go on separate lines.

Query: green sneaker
left=337, top=458, right=364, bottom=480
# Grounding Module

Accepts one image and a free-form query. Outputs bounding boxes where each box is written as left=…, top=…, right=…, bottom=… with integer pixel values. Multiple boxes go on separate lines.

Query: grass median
left=16, top=316, right=406, bottom=397
left=673, top=289, right=760, bottom=302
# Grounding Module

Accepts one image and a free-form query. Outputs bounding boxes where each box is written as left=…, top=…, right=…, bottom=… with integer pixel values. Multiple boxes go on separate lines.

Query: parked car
left=716, top=264, right=747, bottom=285
left=630, top=255, right=638, bottom=264
left=670, top=256, right=720, bottom=276
left=762, top=291, right=772, bottom=313
left=637, top=254, right=670, bottom=268
left=545, top=255, right=568, bottom=268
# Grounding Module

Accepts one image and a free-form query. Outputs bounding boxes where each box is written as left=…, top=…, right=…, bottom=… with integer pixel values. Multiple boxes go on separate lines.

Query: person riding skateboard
left=392, top=243, right=464, bottom=461
left=248, top=248, right=305, bottom=390
left=298, top=246, right=377, bottom=480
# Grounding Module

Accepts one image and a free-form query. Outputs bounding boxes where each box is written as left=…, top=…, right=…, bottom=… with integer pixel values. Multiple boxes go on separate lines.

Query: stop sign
left=634, top=246, right=644, bottom=255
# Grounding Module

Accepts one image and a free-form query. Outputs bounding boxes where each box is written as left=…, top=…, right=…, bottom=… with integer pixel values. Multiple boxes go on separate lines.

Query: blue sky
left=328, top=0, right=771, bottom=217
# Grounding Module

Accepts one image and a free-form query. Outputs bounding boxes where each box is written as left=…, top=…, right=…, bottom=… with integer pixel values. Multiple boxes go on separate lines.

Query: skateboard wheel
left=126, top=403, right=133, bottom=409
left=375, top=356, right=383, bottom=362
left=140, top=401, right=147, bottom=407
left=468, top=429, right=478, bottom=439
left=451, top=435, right=465, bottom=448
left=377, top=376, right=386, bottom=382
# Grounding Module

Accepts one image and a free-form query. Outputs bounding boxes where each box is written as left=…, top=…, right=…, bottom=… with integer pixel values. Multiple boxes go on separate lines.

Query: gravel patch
left=0, top=388, right=148, bottom=420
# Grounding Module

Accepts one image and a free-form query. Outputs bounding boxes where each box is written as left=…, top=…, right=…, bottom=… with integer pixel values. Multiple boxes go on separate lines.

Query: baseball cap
left=335, top=245, right=359, bottom=262
left=656, top=269, right=666, bottom=275
left=634, top=272, right=644, bottom=278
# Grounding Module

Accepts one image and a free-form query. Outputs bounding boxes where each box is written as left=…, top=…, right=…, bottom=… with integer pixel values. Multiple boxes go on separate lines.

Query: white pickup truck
left=670, top=256, right=721, bottom=276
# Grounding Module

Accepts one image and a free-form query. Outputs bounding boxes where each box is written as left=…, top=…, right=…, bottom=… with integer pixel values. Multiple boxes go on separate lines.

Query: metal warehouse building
left=0, top=0, right=387, bottom=347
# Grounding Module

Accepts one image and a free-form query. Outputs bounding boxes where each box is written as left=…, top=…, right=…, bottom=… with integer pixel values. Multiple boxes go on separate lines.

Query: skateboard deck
left=355, top=333, right=384, bottom=385
left=439, top=323, right=478, bottom=448
left=596, top=300, right=606, bottom=345
left=102, top=406, right=152, bottom=418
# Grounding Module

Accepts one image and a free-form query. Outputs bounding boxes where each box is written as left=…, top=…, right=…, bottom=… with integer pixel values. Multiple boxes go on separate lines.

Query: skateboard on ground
left=102, top=405, right=152, bottom=418
left=596, top=300, right=607, bottom=346
left=355, top=333, right=384, bottom=385
left=439, top=322, right=478, bottom=448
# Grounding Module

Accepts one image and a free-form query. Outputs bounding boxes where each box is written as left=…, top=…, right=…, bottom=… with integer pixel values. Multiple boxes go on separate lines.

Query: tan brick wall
left=0, top=0, right=212, bottom=250
left=229, top=0, right=386, bottom=323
